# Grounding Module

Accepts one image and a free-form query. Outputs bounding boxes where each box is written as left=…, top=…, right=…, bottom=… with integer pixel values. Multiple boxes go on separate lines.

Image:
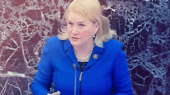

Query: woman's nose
left=72, top=25, right=78, bottom=34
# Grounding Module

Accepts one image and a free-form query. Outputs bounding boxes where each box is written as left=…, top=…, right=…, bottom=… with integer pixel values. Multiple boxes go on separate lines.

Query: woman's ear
left=94, top=22, right=99, bottom=34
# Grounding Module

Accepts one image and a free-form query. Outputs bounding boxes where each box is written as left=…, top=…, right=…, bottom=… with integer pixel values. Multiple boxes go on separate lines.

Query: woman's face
left=66, top=11, right=99, bottom=47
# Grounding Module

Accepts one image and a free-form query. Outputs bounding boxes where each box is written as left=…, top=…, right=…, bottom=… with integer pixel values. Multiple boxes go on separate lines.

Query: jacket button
left=93, top=54, right=98, bottom=59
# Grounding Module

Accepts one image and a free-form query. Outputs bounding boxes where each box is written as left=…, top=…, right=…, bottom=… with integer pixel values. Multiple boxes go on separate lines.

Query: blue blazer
left=31, top=36, right=133, bottom=95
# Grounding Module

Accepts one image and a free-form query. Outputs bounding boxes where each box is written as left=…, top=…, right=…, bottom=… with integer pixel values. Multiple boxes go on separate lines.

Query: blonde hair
left=59, top=0, right=117, bottom=47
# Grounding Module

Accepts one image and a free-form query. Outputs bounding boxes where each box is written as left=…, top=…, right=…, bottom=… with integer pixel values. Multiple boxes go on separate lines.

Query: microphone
left=73, top=64, right=77, bottom=70
left=79, top=71, right=83, bottom=95
left=72, top=64, right=77, bottom=95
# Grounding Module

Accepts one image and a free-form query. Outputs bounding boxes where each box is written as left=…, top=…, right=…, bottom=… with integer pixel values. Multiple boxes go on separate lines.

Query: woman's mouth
left=71, top=37, right=79, bottom=41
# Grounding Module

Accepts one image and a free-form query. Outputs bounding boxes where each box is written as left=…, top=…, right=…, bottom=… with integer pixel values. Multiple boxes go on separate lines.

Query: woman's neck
left=73, top=42, right=94, bottom=60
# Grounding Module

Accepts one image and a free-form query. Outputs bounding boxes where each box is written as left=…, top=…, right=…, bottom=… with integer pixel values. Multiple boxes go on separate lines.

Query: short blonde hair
left=59, top=0, right=117, bottom=47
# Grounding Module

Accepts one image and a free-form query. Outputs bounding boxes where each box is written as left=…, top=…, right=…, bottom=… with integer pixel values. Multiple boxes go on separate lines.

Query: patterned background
left=0, top=0, right=169, bottom=95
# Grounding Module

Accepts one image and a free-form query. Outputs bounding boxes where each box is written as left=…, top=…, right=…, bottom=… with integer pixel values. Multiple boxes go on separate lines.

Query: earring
left=93, top=34, right=96, bottom=38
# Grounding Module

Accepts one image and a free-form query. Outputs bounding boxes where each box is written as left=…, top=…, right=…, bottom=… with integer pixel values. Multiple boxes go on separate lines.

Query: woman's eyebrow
left=67, top=19, right=72, bottom=22
left=78, top=21, right=85, bottom=23
left=67, top=20, right=85, bottom=23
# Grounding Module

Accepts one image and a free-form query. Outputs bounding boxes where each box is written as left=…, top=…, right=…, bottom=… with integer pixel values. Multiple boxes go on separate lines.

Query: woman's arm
left=112, top=45, right=133, bottom=95
left=31, top=39, right=53, bottom=95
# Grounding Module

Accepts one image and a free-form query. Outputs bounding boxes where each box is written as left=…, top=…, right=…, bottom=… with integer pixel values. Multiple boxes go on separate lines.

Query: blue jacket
left=31, top=36, right=133, bottom=95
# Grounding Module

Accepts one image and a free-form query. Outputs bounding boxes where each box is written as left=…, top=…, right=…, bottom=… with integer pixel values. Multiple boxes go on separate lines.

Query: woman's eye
left=68, top=22, right=73, bottom=25
left=79, top=24, right=85, bottom=26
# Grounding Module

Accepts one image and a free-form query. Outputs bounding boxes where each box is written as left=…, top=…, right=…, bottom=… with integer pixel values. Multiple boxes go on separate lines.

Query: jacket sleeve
left=112, top=44, right=133, bottom=95
left=31, top=39, right=53, bottom=95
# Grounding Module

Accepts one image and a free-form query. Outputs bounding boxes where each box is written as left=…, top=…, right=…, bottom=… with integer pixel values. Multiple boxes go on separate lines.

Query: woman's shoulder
left=45, top=36, right=63, bottom=48
left=103, top=39, right=127, bottom=58
left=46, top=36, right=59, bottom=42
left=103, top=39, right=123, bottom=51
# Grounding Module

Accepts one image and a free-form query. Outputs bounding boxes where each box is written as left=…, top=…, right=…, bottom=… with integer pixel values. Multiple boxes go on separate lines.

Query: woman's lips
left=71, top=37, right=79, bottom=41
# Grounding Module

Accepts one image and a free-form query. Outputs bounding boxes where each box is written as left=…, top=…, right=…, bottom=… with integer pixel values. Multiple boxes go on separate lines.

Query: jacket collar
left=63, top=39, right=104, bottom=70
left=63, top=39, right=78, bottom=65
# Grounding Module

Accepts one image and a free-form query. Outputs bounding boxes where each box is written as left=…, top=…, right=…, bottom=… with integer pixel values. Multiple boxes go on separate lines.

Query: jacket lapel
left=85, top=45, right=103, bottom=69
left=63, top=39, right=79, bottom=68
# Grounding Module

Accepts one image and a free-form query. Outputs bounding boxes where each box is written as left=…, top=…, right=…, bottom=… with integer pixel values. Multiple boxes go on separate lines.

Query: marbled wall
left=0, top=0, right=169, bottom=95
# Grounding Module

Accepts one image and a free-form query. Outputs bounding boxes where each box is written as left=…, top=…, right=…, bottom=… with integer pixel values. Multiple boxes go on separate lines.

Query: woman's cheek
left=67, top=28, right=71, bottom=35
left=83, top=30, right=90, bottom=36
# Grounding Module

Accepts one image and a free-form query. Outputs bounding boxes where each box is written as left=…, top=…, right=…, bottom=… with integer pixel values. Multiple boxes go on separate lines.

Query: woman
left=31, top=0, right=133, bottom=95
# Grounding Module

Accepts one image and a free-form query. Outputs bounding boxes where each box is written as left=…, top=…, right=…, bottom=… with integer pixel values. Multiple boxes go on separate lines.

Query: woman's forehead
left=67, top=11, right=88, bottom=22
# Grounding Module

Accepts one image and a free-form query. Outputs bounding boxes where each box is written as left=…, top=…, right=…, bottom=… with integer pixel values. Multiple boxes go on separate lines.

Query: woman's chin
left=70, top=41, right=80, bottom=46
